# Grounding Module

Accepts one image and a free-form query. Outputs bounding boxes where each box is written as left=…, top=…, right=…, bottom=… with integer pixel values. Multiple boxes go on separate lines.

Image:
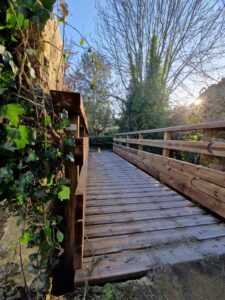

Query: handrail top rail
left=50, top=90, right=89, bottom=132
left=114, top=120, right=225, bottom=136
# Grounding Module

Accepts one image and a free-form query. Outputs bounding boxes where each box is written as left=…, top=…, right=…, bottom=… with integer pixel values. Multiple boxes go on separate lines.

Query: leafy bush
left=0, top=0, right=72, bottom=294
left=89, top=136, right=113, bottom=149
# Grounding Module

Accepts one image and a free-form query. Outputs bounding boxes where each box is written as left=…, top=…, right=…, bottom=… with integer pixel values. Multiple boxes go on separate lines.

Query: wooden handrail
left=113, top=121, right=225, bottom=220
left=51, top=90, right=89, bottom=133
left=51, top=91, right=89, bottom=291
left=114, top=137, right=225, bottom=157
left=114, top=120, right=225, bottom=136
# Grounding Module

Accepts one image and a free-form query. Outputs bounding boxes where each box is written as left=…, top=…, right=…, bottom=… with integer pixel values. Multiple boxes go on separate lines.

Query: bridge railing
left=51, top=91, right=89, bottom=290
left=113, top=121, right=225, bottom=219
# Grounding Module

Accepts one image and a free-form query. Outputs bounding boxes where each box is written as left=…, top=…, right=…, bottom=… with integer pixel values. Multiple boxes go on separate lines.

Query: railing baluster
left=113, top=120, right=225, bottom=220
left=126, top=135, right=130, bottom=147
left=139, top=133, right=144, bottom=151
left=162, top=131, right=172, bottom=157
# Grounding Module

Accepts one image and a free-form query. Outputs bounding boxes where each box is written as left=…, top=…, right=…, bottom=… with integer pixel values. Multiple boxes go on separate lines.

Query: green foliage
left=58, top=185, right=70, bottom=201
left=56, top=230, right=64, bottom=243
left=20, top=231, right=32, bottom=245
left=4, top=103, right=24, bottom=125
left=0, top=0, right=75, bottom=293
left=79, top=37, right=84, bottom=46
left=119, top=35, right=169, bottom=131
left=66, top=51, right=113, bottom=135
left=91, top=284, right=123, bottom=300
left=89, top=136, right=113, bottom=149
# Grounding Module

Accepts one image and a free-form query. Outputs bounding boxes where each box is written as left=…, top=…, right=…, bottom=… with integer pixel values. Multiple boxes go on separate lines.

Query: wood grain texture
left=75, top=151, right=225, bottom=285
left=114, top=143, right=225, bottom=218
left=51, top=90, right=88, bottom=132
left=114, top=120, right=225, bottom=136
left=114, top=137, right=225, bottom=157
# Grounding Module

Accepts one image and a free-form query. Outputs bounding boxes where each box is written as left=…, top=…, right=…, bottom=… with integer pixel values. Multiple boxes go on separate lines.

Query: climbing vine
left=0, top=0, right=74, bottom=294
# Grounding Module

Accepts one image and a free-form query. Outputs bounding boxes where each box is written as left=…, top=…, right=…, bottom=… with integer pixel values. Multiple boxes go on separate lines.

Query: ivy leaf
left=46, top=174, right=55, bottom=186
left=9, top=59, right=18, bottom=75
left=58, top=185, right=70, bottom=201
left=0, top=166, right=13, bottom=184
left=56, top=230, right=64, bottom=243
left=26, top=150, right=38, bottom=162
left=4, top=103, right=24, bottom=126
left=6, top=11, right=17, bottom=28
left=23, top=18, right=29, bottom=29
left=27, top=61, right=36, bottom=79
left=42, top=0, right=55, bottom=10
left=16, top=12, right=25, bottom=29
left=2, top=50, right=12, bottom=63
left=20, top=231, right=32, bottom=245
left=0, top=45, right=6, bottom=55
left=79, top=38, right=84, bottom=46
left=64, top=136, right=75, bottom=146
left=1, top=141, right=16, bottom=152
left=43, top=115, right=51, bottom=126
left=44, top=226, right=52, bottom=237
left=0, top=88, right=8, bottom=95
left=65, top=152, right=74, bottom=162
left=17, top=195, right=25, bottom=204
left=14, top=125, right=34, bottom=149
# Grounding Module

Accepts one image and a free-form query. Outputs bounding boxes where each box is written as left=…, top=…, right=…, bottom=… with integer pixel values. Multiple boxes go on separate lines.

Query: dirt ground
left=1, top=207, right=225, bottom=299
left=66, top=255, right=225, bottom=300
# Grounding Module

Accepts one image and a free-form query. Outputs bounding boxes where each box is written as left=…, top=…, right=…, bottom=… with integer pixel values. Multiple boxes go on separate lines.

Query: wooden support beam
left=162, top=132, right=172, bottom=157
left=139, top=133, right=144, bottom=151
left=113, top=143, right=225, bottom=219
left=114, top=137, right=225, bottom=157
left=126, top=135, right=130, bottom=148
left=64, top=114, right=80, bottom=291
left=114, top=120, right=225, bottom=136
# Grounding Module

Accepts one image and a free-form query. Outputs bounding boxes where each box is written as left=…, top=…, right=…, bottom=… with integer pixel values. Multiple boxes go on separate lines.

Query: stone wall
left=39, top=18, right=64, bottom=91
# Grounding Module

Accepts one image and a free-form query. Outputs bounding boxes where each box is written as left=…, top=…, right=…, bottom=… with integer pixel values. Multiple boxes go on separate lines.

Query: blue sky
left=65, top=0, right=97, bottom=42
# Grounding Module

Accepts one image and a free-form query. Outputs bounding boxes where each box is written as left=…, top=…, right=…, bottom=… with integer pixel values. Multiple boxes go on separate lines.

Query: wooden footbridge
left=51, top=91, right=225, bottom=290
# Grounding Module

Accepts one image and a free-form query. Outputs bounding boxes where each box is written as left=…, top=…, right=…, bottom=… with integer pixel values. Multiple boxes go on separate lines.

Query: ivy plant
left=0, top=0, right=74, bottom=295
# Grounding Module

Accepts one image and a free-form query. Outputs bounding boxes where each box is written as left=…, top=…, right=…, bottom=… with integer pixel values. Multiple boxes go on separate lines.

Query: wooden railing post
left=200, top=128, right=225, bottom=171
left=113, top=120, right=225, bottom=220
left=162, top=131, right=172, bottom=157
left=64, top=114, right=80, bottom=291
left=50, top=91, right=89, bottom=291
left=126, top=135, right=130, bottom=147
left=139, top=133, right=144, bottom=151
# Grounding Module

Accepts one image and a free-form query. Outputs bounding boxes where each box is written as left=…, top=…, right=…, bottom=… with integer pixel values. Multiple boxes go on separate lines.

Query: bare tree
left=96, top=0, right=225, bottom=97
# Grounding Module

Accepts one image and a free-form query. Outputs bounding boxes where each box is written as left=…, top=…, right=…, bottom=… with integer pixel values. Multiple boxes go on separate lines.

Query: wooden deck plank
left=86, top=195, right=185, bottom=207
left=86, top=199, right=194, bottom=215
left=75, top=237, right=225, bottom=284
left=87, top=190, right=178, bottom=200
left=85, top=206, right=203, bottom=225
left=85, top=214, right=218, bottom=238
left=75, top=151, right=225, bottom=285
left=84, top=223, right=225, bottom=256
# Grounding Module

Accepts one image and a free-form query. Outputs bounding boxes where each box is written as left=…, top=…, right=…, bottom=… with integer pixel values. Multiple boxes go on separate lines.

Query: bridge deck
left=75, top=151, right=225, bottom=284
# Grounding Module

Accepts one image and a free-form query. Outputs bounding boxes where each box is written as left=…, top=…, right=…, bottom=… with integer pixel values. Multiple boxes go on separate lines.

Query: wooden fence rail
left=51, top=91, right=89, bottom=290
left=113, top=121, right=225, bottom=219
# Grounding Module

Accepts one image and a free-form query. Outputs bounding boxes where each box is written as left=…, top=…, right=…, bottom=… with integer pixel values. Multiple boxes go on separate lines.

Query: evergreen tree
left=119, top=35, right=169, bottom=131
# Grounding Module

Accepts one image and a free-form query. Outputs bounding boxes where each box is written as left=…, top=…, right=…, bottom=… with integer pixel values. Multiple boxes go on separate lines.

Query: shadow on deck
left=75, top=151, right=225, bottom=284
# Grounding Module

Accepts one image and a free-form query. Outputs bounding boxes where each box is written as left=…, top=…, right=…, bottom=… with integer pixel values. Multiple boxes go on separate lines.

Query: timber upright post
left=162, top=131, right=172, bottom=157
left=139, top=133, right=144, bottom=151
left=126, top=135, right=130, bottom=148
left=51, top=91, right=89, bottom=291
